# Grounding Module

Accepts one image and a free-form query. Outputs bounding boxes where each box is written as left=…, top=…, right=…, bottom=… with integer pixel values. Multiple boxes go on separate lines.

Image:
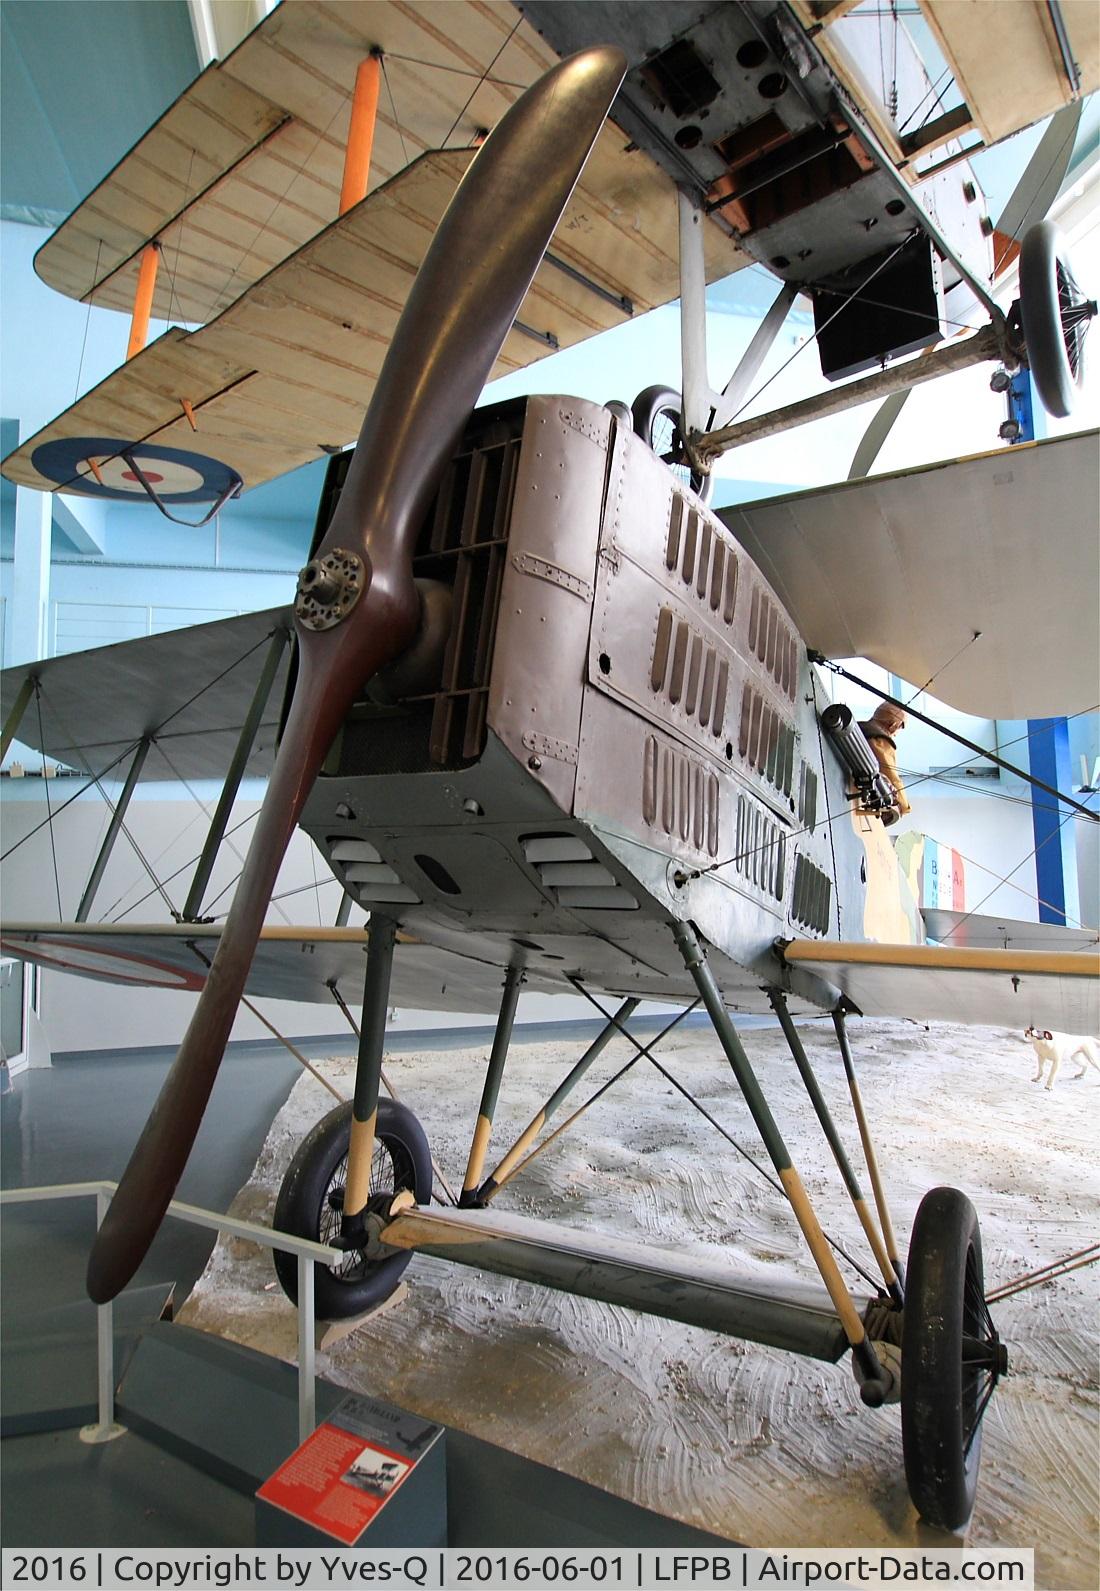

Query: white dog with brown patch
left=1025, top=1027, right=1100, bottom=1090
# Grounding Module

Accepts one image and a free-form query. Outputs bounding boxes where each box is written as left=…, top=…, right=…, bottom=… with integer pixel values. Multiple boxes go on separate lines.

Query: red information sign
left=257, top=1421, right=413, bottom=1545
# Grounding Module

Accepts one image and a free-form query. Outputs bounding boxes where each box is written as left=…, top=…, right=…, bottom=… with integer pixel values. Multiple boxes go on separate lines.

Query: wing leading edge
left=0, top=923, right=556, bottom=1015
left=782, top=939, right=1099, bottom=1033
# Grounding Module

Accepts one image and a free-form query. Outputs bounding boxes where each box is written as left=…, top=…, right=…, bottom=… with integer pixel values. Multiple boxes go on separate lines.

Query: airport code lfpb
left=0, top=1547, right=1036, bottom=1588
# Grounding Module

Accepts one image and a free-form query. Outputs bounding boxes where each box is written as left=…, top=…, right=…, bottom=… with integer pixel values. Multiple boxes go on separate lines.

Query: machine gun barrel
left=820, top=704, right=895, bottom=811
left=821, top=703, right=879, bottom=783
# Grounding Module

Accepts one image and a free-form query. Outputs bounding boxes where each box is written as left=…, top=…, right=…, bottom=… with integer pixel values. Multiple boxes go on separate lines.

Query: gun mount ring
left=295, top=548, right=365, bottom=630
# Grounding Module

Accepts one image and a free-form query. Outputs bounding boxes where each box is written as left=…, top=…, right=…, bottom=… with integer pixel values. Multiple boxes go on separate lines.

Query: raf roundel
left=30, top=436, right=242, bottom=504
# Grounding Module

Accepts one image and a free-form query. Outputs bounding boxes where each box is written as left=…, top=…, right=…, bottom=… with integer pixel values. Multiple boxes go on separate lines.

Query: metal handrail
left=0, top=1180, right=333, bottom=1444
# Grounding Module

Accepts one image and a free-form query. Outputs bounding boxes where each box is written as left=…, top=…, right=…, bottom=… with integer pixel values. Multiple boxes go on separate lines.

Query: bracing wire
left=380, top=54, right=411, bottom=168
left=987, top=1244, right=1100, bottom=1303
left=441, top=16, right=522, bottom=149
left=567, top=981, right=883, bottom=1295
left=34, top=682, right=64, bottom=920
left=74, top=239, right=104, bottom=401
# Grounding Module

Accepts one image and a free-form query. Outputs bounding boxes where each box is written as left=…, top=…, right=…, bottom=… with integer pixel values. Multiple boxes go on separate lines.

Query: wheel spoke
left=963, top=1374, right=997, bottom=1457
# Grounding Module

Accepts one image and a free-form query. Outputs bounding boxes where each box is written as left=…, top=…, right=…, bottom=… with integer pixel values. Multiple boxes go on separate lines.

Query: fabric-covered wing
left=923, top=910, right=1100, bottom=955
left=0, top=923, right=549, bottom=1013
left=782, top=940, right=1099, bottom=1033
left=0, top=608, right=291, bottom=781
left=725, top=431, right=1099, bottom=718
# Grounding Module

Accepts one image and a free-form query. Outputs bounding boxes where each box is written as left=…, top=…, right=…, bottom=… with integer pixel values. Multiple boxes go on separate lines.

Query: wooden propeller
left=87, top=46, right=627, bottom=1304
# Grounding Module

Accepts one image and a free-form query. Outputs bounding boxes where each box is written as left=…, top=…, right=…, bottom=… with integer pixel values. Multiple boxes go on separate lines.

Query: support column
left=126, top=243, right=161, bottom=361
left=711, top=283, right=797, bottom=430
left=343, top=917, right=397, bottom=1224
left=461, top=964, right=524, bottom=1205
left=672, top=922, right=891, bottom=1403
left=339, top=54, right=382, bottom=215
left=677, top=190, right=711, bottom=436
left=77, top=737, right=152, bottom=921
left=10, top=480, right=51, bottom=667
left=1027, top=718, right=1080, bottom=925
left=182, top=626, right=290, bottom=921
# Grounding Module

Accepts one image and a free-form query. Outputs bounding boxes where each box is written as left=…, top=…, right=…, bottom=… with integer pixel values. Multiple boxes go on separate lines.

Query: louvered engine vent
left=522, top=834, right=639, bottom=911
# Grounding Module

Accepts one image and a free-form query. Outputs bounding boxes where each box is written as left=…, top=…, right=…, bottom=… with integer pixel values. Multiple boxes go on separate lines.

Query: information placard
left=257, top=1394, right=443, bottom=1546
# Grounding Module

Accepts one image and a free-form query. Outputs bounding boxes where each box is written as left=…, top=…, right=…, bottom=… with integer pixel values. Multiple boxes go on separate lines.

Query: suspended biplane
left=2, top=0, right=1099, bottom=1537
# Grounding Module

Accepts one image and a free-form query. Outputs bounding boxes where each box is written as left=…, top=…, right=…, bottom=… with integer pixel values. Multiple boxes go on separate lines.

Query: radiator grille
left=428, top=437, right=522, bottom=763
left=309, top=401, right=527, bottom=776
left=738, top=683, right=795, bottom=796
left=642, top=735, right=720, bottom=857
left=792, top=853, right=832, bottom=933
left=650, top=607, right=730, bottom=738
left=665, top=495, right=738, bottom=624
left=733, top=793, right=786, bottom=899
left=747, top=585, right=797, bottom=698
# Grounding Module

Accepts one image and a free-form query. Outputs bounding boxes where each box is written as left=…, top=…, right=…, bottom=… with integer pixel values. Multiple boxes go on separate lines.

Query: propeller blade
left=87, top=45, right=627, bottom=1305
left=994, top=101, right=1083, bottom=267
left=847, top=389, right=911, bottom=479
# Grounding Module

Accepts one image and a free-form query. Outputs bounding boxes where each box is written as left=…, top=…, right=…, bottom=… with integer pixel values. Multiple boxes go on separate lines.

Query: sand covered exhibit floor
left=179, top=1016, right=1099, bottom=1582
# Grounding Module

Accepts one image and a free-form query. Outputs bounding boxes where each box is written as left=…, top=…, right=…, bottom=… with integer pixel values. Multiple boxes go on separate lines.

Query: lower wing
left=782, top=939, right=1099, bottom=1033
left=0, top=922, right=550, bottom=1015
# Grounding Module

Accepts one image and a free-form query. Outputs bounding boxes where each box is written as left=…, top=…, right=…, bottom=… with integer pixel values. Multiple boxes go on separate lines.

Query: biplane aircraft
left=2, top=0, right=1099, bottom=1537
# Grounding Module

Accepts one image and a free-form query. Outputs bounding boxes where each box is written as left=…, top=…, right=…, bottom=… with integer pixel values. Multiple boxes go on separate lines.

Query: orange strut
left=126, top=243, right=161, bottom=361
left=339, top=55, right=381, bottom=215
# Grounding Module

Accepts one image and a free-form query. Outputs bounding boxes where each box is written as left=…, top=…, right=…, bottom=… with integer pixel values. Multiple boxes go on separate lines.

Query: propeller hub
left=295, top=548, right=365, bottom=630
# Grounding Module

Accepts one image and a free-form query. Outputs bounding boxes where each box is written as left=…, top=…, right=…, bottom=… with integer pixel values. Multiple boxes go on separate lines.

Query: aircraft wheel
left=1019, top=221, right=1091, bottom=419
left=273, top=1098, right=432, bottom=1320
left=901, top=1187, right=1005, bottom=1531
left=631, top=384, right=714, bottom=505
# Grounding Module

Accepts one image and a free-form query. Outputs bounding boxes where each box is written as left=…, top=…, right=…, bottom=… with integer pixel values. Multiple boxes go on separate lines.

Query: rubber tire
left=273, top=1098, right=432, bottom=1320
left=631, top=384, right=714, bottom=505
left=1019, top=220, right=1085, bottom=420
left=901, top=1186, right=986, bottom=1531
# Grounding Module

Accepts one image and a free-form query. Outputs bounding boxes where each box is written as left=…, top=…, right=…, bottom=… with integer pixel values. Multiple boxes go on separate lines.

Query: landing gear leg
left=343, top=916, right=398, bottom=1230
left=272, top=914, right=433, bottom=1319
left=769, top=990, right=903, bottom=1306
left=461, top=964, right=525, bottom=1205
left=672, top=922, right=892, bottom=1404
left=833, top=1006, right=905, bottom=1289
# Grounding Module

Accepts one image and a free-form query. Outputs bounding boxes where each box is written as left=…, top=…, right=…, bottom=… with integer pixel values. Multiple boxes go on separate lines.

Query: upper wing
left=725, top=431, right=1100, bottom=719
left=782, top=939, right=1099, bottom=1033
left=0, top=922, right=555, bottom=1013
left=8, top=139, right=733, bottom=498
left=916, top=2, right=1098, bottom=147
left=4, top=5, right=738, bottom=500
left=0, top=608, right=291, bottom=781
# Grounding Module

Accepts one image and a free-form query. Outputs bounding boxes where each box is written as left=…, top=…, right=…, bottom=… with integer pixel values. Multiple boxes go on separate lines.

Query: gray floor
left=1, top=1040, right=303, bottom=1547
left=1, top=1024, right=731, bottom=1550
